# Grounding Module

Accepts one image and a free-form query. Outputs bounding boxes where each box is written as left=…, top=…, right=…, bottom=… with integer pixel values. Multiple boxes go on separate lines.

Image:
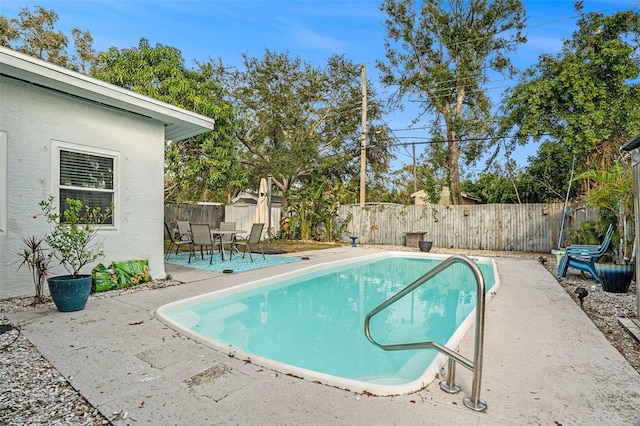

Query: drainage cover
left=185, top=364, right=231, bottom=387
left=0, top=324, right=14, bottom=335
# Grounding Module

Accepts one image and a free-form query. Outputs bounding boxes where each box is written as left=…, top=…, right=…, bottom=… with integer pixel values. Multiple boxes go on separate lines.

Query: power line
left=377, top=5, right=640, bottom=101
left=389, top=117, right=503, bottom=133
left=367, top=133, right=554, bottom=151
left=383, top=4, right=638, bottom=54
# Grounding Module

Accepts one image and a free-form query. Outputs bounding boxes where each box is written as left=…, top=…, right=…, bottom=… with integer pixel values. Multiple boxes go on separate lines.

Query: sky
left=2, top=0, right=639, bottom=175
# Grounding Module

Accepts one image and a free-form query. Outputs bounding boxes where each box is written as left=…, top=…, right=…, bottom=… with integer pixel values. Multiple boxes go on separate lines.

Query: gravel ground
left=1, top=279, right=183, bottom=425
left=1, top=248, right=638, bottom=425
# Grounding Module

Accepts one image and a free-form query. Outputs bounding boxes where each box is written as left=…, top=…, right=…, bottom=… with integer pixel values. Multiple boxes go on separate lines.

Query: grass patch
left=266, top=240, right=342, bottom=253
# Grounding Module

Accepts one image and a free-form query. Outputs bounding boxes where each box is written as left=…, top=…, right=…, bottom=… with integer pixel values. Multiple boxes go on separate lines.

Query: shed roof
left=231, top=191, right=283, bottom=206
left=621, top=134, right=640, bottom=152
left=0, top=47, right=214, bottom=141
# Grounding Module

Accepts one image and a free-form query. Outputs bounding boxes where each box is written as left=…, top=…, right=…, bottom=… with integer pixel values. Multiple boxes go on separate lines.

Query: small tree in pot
left=39, top=196, right=113, bottom=311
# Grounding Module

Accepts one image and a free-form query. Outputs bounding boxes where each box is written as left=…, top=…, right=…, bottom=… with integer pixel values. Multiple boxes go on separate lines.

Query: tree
left=71, top=28, right=98, bottom=75
left=499, top=4, right=640, bottom=170
left=462, top=167, right=521, bottom=204
left=0, top=15, right=19, bottom=47
left=0, top=5, right=97, bottom=74
left=378, top=0, right=526, bottom=204
left=463, top=141, right=576, bottom=204
left=210, top=50, right=393, bottom=207
left=93, top=39, right=243, bottom=202
left=14, top=5, right=68, bottom=67
left=519, top=141, right=576, bottom=203
left=386, top=156, right=446, bottom=204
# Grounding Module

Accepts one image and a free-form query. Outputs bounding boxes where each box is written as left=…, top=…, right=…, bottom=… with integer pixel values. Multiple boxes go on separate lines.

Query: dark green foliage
left=93, top=39, right=243, bottom=202
left=518, top=141, right=577, bottom=203
left=209, top=50, right=393, bottom=208
left=285, top=176, right=353, bottom=242
left=498, top=5, right=640, bottom=170
left=566, top=220, right=606, bottom=246
left=39, top=197, right=113, bottom=277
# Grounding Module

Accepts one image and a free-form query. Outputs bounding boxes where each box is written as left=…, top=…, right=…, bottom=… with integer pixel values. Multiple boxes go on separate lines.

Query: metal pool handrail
left=363, top=254, right=487, bottom=412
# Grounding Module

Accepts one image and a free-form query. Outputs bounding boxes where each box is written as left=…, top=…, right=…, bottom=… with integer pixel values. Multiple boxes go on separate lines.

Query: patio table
left=210, top=229, right=246, bottom=260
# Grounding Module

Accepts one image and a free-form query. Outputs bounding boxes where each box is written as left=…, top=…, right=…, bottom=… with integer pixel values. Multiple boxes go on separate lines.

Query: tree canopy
left=498, top=4, right=640, bottom=171
left=463, top=140, right=578, bottom=204
left=209, top=50, right=394, bottom=207
left=1, top=5, right=97, bottom=73
left=518, top=141, right=577, bottom=202
left=378, top=0, right=526, bottom=204
left=5, top=3, right=639, bottom=210
left=93, top=39, right=242, bottom=202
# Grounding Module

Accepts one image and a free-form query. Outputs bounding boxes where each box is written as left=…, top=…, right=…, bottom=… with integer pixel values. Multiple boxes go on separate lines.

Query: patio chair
left=557, top=224, right=614, bottom=282
left=234, top=223, right=265, bottom=262
left=189, top=223, right=220, bottom=264
left=176, top=221, right=192, bottom=241
left=164, top=222, right=192, bottom=260
left=218, top=221, right=236, bottom=259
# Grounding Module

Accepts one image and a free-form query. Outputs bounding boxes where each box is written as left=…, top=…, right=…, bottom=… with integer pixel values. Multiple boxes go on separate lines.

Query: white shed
left=0, top=47, right=215, bottom=299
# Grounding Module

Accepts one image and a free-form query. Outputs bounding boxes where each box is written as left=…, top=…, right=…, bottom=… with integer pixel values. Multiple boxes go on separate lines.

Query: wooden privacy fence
left=164, top=203, right=281, bottom=236
left=164, top=203, right=225, bottom=227
left=165, top=202, right=598, bottom=253
left=338, top=203, right=598, bottom=253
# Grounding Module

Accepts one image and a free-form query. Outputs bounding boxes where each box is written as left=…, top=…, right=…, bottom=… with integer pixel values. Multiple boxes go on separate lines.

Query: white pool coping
left=156, top=251, right=500, bottom=396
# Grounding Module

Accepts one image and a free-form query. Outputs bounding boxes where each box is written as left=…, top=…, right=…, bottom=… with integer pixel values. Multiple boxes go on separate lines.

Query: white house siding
left=0, top=76, right=167, bottom=298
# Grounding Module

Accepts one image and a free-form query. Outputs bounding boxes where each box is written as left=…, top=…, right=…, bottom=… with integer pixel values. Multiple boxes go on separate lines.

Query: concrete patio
left=6, top=247, right=640, bottom=425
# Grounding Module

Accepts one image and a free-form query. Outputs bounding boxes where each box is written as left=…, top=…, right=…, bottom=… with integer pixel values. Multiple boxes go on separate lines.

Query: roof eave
left=0, top=47, right=214, bottom=141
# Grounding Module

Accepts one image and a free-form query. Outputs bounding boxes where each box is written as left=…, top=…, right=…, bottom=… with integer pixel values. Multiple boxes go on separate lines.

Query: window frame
left=51, top=140, right=119, bottom=229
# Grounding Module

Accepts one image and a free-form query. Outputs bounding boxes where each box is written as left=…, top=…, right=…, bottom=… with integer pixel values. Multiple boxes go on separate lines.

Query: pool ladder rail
left=364, top=254, right=487, bottom=412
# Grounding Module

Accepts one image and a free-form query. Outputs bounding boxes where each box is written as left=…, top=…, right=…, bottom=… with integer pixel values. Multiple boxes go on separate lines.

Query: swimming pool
left=156, top=251, right=499, bottom=395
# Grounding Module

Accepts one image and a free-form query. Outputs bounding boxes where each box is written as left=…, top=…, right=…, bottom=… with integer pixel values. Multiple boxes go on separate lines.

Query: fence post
left=497, top=204, right=503, bottom=251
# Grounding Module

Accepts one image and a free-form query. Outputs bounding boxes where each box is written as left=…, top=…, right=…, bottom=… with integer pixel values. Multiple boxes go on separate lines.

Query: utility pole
left=360, top=64, right=367, bottom=207
left=413, top=142, right=417, bottom=193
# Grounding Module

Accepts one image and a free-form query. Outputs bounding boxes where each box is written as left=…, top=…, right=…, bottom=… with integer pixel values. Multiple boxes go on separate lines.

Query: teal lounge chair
left=557, top=224, right=614, bottom=281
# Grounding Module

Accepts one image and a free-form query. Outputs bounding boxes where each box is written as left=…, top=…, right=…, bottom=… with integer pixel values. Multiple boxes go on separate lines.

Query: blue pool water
left=157, top=252, right=498, bottom=395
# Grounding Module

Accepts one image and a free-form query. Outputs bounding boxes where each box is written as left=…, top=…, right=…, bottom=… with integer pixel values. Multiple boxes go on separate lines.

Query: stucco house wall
left=0, top=47, right=214, bottom=299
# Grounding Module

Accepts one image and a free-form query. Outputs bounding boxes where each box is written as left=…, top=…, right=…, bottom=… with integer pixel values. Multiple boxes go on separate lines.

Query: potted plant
left=38, top=196, right=113, bottom=312
left=418, top=240, right=433, bottom=252
left=17, top=236, right=53, bottom=304
left=577, top=160, right=635, bottom=292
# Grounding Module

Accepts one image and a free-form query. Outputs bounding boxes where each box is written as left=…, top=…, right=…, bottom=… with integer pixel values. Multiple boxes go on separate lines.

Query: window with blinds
left=59, top=149, right=115, bottom=225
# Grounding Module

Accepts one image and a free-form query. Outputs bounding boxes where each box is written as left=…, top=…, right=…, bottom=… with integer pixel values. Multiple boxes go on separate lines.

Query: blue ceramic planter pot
left=594, top=263, right=634, bottom=293
left=47, top=275, right=92, bottom=312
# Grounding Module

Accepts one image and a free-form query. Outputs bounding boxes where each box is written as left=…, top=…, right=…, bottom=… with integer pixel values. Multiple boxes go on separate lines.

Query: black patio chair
left=234, top=223, right=265, bottom=262
left=164, top=222, right=192, bottom=260
left=189, top=223, right=221, bottom=264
